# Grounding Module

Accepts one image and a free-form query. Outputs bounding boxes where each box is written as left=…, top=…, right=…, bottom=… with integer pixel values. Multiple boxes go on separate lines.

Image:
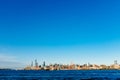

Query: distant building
left=114, top=60, right=118, bottom=65
left=31, top=61, right=33, bottom=67
left=34, top=59, right=40, bottom=70
left=110, top=60, right=120, bottom=69
left=35, top=59, right=38, bottom=67
left=24, top=60, right=120, bottom=70
left=43, top=61, right=46, bottom=67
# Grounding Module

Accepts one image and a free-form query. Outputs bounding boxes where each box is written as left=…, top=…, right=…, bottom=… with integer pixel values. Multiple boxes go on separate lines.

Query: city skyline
left=24, top=60, right=120, bottom=70
left=0, top=0, right=120, bottom=68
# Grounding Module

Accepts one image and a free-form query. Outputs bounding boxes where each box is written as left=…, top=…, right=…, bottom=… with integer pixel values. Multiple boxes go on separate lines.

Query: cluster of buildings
left=24, top=60, right=120, bottom=70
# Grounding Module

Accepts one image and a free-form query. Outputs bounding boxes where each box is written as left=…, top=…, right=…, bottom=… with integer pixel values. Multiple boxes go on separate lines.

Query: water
left=0, top=70, right=120, bottom=80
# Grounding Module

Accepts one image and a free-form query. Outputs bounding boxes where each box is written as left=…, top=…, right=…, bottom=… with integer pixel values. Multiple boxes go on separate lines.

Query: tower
left=35, top=59, right=38, bottom=67
left=43, top=61, right=46, bottom=67
left=31, top=61, right=33, bottom=67
left=114, top=60, right=117, bottom=65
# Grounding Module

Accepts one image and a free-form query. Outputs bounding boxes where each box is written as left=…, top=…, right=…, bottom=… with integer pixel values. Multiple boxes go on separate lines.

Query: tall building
left=35, top=59, right=38, bottom=67
left=114, top=60, right=118, bottom=65
left=43, top=61, right=46, bottom=67
left=31, top=61, right=33, bottom=67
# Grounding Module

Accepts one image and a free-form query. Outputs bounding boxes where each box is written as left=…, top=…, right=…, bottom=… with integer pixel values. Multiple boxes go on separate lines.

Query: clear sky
left=0, top=0, right=120, bottom=68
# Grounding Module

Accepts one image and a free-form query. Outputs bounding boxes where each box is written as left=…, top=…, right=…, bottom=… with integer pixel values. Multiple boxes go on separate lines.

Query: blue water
left=0, top=70, right=120, bottom=80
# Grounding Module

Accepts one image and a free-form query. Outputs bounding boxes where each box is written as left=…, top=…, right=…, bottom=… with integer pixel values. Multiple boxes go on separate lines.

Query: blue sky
left=0, top=0, right=120, bottom=68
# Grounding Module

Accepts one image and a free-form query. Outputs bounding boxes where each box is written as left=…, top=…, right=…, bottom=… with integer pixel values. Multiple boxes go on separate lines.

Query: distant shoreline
left=1, top=69, right=120, bottom=71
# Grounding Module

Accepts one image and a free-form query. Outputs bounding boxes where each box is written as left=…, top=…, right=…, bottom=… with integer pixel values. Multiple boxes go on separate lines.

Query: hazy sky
left=0, top=0, right=120, bottom=68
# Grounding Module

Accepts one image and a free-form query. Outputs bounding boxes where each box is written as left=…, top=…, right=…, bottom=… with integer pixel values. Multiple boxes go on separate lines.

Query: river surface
left=0, top=70, right=120, bottom=80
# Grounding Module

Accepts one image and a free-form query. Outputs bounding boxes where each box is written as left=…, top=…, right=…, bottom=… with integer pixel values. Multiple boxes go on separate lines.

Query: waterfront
left=1, top=70, right=120, bottom=80
left=24, top=60, right=120, bottom=70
